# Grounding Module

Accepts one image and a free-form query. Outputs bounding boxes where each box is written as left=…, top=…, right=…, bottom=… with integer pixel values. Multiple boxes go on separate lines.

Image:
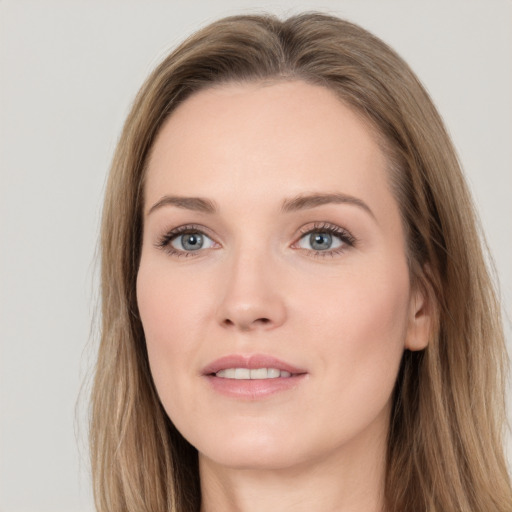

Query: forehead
left=145, top=80, right=391, bottom=211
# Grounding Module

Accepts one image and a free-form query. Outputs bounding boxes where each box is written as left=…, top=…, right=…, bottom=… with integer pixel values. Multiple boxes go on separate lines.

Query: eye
left=171, top=231, right=215, bottom=252
left=297, top=231, right=343, bottom=251
left=294, top=223, right=356, bottom=255
left=156, top=224, right=218, bottom=256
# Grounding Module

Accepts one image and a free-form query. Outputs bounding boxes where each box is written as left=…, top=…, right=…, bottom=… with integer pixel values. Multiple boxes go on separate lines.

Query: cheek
left=297, top=257, right=410, bottom=329
left=136, top=260, right=209, bottom=390
left=137, top=253, right=215, bottom=333
left=297, top=259, right=410, bottom=405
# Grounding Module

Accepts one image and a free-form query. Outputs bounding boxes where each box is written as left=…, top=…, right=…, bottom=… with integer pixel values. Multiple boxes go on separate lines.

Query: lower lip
left=204, top=374, right=306, bottom=399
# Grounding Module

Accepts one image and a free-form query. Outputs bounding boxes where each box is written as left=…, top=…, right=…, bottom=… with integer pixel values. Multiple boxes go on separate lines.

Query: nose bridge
left=217, top=238, right=286, bottom=331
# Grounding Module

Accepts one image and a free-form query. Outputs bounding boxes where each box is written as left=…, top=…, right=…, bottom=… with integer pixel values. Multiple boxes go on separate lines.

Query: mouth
left=202, top=354, right=307, bottom=399
left=202, top=353, right=306, bottom=377
left=214, top=368, right=293, bottom=379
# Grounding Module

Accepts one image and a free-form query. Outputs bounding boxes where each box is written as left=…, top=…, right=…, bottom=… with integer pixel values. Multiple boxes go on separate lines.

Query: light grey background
left=1, top=1, right=510, bottom=510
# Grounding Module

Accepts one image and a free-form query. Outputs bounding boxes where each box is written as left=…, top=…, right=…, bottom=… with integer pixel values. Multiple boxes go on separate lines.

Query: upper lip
left=202, top=354, right=307, bottom=376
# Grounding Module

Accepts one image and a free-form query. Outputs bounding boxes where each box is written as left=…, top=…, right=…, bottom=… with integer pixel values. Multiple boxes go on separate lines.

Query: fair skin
left=137, top=81, right=430, bottom=512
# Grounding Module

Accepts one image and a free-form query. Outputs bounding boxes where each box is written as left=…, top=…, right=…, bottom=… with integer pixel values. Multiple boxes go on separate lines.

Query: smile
left=215, top=368, right=292, bottom=379
left=203, top=354, right=307, bottom=399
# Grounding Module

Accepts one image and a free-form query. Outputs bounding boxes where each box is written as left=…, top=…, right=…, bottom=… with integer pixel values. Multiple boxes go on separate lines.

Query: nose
left=216, top=249, right=287, bottom=332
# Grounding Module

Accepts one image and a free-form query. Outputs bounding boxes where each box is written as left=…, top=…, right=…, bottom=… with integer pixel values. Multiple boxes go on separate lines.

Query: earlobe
left=405, top=283, right=432, bottom=351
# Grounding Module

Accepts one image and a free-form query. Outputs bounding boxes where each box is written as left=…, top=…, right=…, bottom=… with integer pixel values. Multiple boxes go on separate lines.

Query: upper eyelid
left=295, top=222, right=356, bottom=241
left=162, top=223, right=216, bottom=237
left=297, top=221, right=346, bottom=234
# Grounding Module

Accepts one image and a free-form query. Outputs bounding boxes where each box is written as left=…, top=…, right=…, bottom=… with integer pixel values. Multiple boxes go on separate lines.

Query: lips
left=202, top=354, right=306, bottom=377
left=202, top=354, right=307, bottom=399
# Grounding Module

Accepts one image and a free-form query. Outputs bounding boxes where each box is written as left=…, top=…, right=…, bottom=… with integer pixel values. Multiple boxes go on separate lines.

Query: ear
left=405, top=279, right=433, bottom=351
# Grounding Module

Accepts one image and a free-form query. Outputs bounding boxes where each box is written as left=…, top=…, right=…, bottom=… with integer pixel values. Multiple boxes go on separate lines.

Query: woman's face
left=137, top=81, right=429, bottom=470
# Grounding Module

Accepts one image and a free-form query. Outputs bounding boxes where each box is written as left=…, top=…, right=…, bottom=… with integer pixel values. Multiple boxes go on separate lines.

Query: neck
left=199, top=424, right=388, bottom=512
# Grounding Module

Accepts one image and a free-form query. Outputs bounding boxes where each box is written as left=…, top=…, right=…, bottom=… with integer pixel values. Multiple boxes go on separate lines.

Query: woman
left=90, top=13, right=511, bottom=512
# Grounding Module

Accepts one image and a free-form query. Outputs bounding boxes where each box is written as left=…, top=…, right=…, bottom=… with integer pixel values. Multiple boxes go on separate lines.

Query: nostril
left=221, top=317, right=272, bottom=329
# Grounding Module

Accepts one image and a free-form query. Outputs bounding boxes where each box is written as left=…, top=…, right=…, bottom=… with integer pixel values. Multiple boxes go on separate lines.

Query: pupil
left=310, top=232, right=332, bottom=250
left=182, top=233, right=203, bottom=251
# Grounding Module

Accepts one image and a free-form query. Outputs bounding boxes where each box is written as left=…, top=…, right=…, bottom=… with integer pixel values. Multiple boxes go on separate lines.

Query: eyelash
left=155, top=222, right=357, bottom=258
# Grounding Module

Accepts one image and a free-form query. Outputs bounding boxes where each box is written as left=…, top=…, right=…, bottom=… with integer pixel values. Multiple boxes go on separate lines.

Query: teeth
left=234, top=368, right=250, bottom=379
left=267, top=368, right=280, bottom=378
left=250, top=368, right=267, bottom=379
left=215, top=368, right=293, bottom=379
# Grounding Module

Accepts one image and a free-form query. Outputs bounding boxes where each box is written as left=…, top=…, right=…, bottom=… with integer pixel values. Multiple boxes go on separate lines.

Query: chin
left=194, top=426, right=308, bottom=471
left=202, top=445, right=305, bottom=471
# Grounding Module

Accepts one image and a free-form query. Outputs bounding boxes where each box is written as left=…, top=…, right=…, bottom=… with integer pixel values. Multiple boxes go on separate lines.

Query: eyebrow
left=281, top=193, right=375, bottom=219
left=147, top=195, right=217, bottom=216
left=147, top=192, right=374, bottom=219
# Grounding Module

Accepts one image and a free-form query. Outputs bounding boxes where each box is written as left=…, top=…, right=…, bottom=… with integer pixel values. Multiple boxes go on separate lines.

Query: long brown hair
left=90, top=13, right=511, bottom=511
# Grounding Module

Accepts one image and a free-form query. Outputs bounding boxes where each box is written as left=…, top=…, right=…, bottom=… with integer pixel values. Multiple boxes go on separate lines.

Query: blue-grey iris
left=182, top=233, right=203, bottom=251
left=310, top=232, right=332, bottom=250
